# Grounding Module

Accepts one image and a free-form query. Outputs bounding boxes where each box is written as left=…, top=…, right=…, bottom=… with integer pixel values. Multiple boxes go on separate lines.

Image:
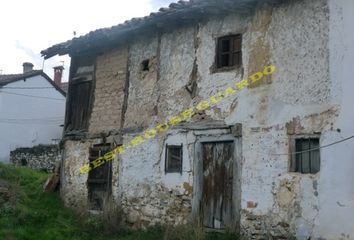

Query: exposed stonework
left=121, top=182, right=192, bottom=228
left=10, top=145, right=61, bottom=172
left=61, top=140, right=91, bottom=209
left=55, top=0, right=354, bottom=239
left=123, top=36, right=160, bottom=129
left=89, top=47, right=128, bottom=134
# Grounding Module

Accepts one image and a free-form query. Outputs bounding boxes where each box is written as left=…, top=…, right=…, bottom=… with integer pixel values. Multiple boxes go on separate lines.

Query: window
left=141, top=59, right=150, bottom=71
left=290, top=137, right=320, bottom=174
left=165, top=144, right=183, bottom=173
left=216, top=35, right=242, bottom=69
left=68, top=78, right=92, bottom=130
left=66, top=64, right=95, bottom=131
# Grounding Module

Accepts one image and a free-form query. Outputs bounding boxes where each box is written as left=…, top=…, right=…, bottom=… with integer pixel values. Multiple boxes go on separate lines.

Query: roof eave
left=41, top=0, right=281, bottom=59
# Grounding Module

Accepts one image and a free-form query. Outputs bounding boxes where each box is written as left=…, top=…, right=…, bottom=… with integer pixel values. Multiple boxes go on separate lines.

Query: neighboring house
left=0, top=63, right=66, bottom=162
left=41, top=0, right=354, bottom=239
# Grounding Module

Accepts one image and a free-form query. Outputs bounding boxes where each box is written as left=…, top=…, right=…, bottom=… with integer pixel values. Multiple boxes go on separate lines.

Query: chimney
left=23, top=62, right=34, bottom=73
left=53, top=66, right=64, bottom=86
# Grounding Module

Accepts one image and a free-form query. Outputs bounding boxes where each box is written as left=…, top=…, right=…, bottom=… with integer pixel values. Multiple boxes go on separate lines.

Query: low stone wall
left=10, top=145, right=61, bottom=172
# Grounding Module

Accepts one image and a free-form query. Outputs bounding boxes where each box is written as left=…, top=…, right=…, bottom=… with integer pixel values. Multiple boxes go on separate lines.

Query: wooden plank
left=192, top=141, right=203, bottom=224
left=220, top=142, right=233, bottom=228
left=202, top=141, right=233, bottom=229
left=202, top=143, right=214, bottom=228
left=233, top=137, right=242, bottom=232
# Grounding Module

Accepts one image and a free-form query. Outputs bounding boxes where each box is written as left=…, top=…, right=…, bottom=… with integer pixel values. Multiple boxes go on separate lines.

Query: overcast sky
left=0, top=0, right=172, bottom=81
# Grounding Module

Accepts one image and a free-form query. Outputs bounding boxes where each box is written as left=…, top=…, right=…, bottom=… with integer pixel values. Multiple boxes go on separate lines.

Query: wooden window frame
left=214, top=34, right=242, bottom=71
left=165, top=144, right=183, bottom=174
left=66, top=77, right=93, bottom=131
left=65, top=56, right=96, bottom=133
left=289, top=134, right=321, bottom=174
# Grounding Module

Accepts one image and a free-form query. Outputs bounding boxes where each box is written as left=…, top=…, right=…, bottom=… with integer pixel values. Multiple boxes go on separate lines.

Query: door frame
left=87, top=143, right=113, bottom=211
left=192, top=133, right=242, bottom=232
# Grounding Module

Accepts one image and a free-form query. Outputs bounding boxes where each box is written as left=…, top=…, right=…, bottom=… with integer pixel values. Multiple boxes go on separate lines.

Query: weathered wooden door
left=87, top=144, right=112, bottom=210
left=202, top=141, right=233, bottom=229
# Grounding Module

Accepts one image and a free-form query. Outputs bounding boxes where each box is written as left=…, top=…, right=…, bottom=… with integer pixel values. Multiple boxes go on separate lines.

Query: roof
left=41, top=0, right=280, bottom=59
left=0, top=70, right=66, bottom=96
left=0, top=70, right=43, bottom=87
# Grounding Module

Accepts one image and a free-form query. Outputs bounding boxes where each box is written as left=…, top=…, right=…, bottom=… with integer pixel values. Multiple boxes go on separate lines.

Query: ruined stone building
left=41, top=0, right=354, bottom=239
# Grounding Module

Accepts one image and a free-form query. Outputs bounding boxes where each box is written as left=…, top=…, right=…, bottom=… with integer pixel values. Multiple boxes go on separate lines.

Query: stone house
left=41, top=0, right=354, bottom=239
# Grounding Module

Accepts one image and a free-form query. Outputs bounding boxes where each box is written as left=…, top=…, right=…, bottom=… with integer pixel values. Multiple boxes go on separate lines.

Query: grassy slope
left=0, top=163, right=237, bottom=240
left=0, top=163, right=84, bottom=240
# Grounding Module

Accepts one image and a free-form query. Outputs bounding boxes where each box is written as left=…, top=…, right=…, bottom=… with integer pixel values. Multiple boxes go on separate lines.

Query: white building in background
left=0, top=62, right=66, bottom=162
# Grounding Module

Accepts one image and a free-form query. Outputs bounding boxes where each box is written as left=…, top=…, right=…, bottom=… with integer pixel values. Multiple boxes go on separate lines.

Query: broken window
left=141, top=59, right=150, bottom=71
left=87, top=144, right=112, bottom=210
left=165, top=144, right=182, bottom=173
left=216, top=35, right=242, bottom=69
left=290, top=137, right=320, bottom=174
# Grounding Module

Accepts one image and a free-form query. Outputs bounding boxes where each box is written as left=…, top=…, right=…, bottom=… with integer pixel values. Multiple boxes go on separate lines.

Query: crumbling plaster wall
left=116, top=28, right=198, bottom=228
left=60, top=0, right=354, bottom=238
left=123, top=35, right=160, bottom=129
left=119, top=0, right=338, bottom=238
left=314, top=0, right=354, bottom=239
left=61, top=140, right=91, bottom=210
left=118, top=132, right=193, bottom=227
left=219, top=0, right=338, bottom=239
left=157, top=26, right=196, bottom=120
left=61, top=139, right=120, bottom=211
left=123, top=26, right=196, bottom=130
left=118, top=128, right=236, bottom=228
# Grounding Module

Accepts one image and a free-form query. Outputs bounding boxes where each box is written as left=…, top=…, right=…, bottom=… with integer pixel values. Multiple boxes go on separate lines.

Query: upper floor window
left=216, top=34, right=242, bottom=69
left=66, top=64, right=94, bottom=132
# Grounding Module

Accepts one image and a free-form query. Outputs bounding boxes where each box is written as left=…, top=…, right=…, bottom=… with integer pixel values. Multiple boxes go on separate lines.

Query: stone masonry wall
left=61, top=140, right=91, bottom=210
left=89, top=47, right=128, bottom=134
left=60, top=0, right=354, bottom=239
left=10, top=144, right=61, bottom=172
left=121, top=181, right=192, bottom=229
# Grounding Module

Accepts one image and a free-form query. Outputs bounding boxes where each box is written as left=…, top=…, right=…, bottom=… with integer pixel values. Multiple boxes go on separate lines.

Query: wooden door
left=87, top=144, right=112, bottom=210
left=202, top=141, right=233, bottom=229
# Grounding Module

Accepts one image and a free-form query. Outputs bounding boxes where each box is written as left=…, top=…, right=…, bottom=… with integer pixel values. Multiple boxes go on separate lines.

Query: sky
left=0, top=0, right=172, bottom=82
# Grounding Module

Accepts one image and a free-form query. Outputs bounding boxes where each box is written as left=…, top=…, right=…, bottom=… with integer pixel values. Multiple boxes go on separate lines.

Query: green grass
left=0, top=163, right=239, bottom=240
